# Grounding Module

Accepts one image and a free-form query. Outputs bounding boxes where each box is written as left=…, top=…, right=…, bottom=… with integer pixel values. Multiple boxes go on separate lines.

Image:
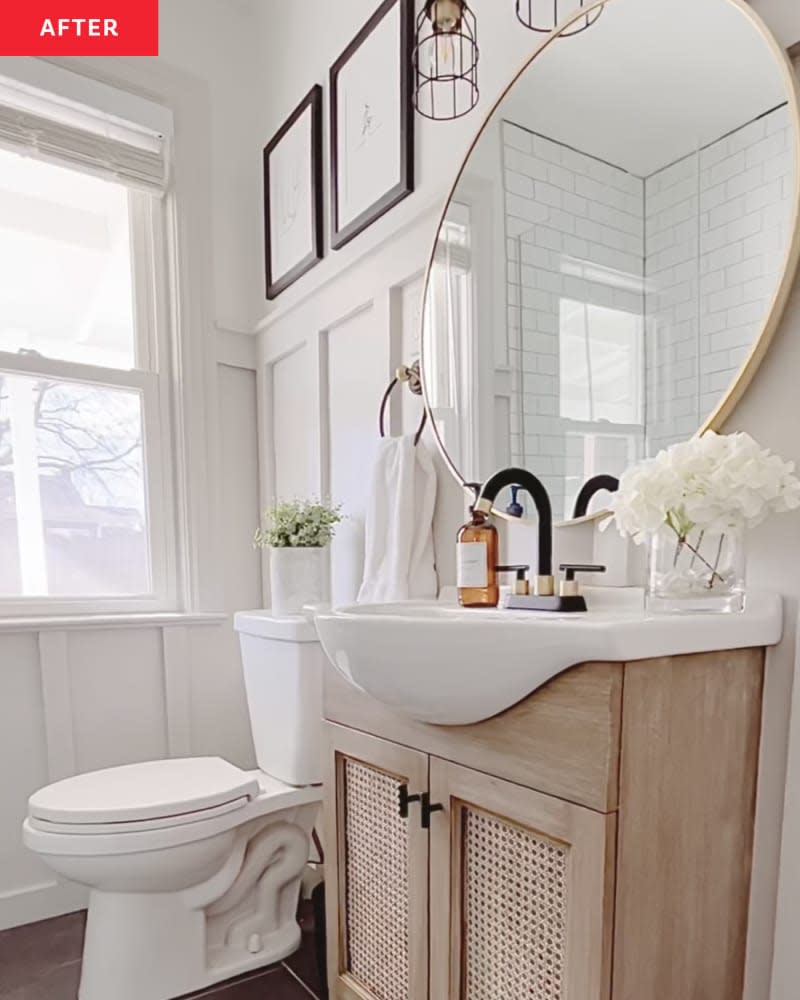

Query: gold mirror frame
left=420, top=0, right=800, bottom=527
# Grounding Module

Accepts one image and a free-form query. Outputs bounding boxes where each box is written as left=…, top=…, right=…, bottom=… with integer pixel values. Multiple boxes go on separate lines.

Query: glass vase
left=646, top=526, right=746, bottom=614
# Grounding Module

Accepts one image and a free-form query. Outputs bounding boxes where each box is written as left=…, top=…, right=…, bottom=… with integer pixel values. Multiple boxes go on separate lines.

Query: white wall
left=249, top=0, right=545, bottom=606
left=0, top=0, right=263, bottom=928
left=750, top=0, right=800, bottom=51
left=250, top=1, right=550, bottom=602
left=251, top=0, right=542, bottom=332
left=743, top=16, right=800, bottom=995
left=251, top=3, right=800, bottom=1000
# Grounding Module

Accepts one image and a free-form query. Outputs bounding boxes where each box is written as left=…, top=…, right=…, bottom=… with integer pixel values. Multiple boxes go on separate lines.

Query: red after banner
left=0, top=0, right=158, bottom=55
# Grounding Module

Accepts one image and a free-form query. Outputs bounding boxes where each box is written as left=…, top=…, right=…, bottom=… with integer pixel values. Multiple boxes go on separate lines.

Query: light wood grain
left=324, top=661, right=622, bottom=812
left=429, top=758, right=615, bottom=1000
left=323, top=723, right=429, bottom=1000
left=613, top=649, right=765, bottom=1000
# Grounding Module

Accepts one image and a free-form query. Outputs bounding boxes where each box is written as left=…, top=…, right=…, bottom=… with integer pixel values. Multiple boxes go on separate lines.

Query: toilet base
left=79, top=890, right=207, bottom=1000
left=78, top=884, right=304, bottom=1000
left=74, top=804, right=318, bottom=1000
left=208, top=921, right=302, bottom=984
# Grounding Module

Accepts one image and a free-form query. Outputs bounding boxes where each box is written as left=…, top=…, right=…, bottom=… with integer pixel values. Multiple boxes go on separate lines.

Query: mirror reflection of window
left=425, top=202, right=475, bottom=468
left=557, top=299, right=645, bottom=519
left=558, top=299, right=644, bottom=424
left=504, top=122, right=647, bottom=518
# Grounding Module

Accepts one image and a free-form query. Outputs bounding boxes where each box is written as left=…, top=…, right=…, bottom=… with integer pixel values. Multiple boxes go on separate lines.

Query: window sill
left=0, top=611, right=229, bottom=633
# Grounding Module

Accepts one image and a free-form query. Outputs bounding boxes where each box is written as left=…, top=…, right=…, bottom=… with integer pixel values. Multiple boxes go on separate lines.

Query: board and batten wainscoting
left=1, top=619, right=211, bottom=926
left=256, top=209, right=466, bottom=610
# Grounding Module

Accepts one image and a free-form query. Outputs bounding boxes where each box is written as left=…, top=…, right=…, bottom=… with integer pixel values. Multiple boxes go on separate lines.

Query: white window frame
left=0, top=187, right=181, bottom=617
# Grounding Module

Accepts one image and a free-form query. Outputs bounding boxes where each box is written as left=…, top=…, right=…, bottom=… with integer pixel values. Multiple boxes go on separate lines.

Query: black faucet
left=572, top=475, right=620, bottom=520
left=475, top=468, right=553, bottom=591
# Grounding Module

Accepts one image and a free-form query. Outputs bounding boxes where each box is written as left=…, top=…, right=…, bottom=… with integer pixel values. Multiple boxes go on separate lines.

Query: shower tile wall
left=643, top=154, right=700, bottom=454
left=503, top=121, right=644, bottom=518
left=645, top=104, right=792, bottom=453
left=503, top=105, right=793, bottom=491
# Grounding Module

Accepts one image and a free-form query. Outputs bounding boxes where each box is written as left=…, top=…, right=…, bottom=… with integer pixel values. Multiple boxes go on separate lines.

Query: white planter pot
left=269, top=546, right=326, bottom=617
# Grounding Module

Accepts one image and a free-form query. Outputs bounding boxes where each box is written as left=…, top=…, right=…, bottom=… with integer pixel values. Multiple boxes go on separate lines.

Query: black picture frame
left=264, top=85, right=324, bottom=300
left=330, top=0, right=415, bottom=251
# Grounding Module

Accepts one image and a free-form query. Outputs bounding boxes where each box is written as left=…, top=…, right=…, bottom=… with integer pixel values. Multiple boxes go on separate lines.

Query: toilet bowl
left=23, top=612, right=325, bottom=1000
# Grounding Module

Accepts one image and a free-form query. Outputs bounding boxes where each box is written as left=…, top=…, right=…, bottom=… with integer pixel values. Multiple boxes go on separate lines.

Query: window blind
left=0, top=82, right=168, bottom=194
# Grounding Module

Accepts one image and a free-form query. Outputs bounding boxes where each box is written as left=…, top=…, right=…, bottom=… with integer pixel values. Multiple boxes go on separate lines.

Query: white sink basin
left=314, top=590, right=782, bottom=725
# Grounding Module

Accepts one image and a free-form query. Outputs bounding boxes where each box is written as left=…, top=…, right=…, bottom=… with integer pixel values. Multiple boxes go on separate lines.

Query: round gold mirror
left=421, top=0, right=800, bottom=525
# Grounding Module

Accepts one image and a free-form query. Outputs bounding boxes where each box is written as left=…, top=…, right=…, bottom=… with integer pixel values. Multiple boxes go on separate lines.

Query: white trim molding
left=0, top=880, right=86, bottom=933
left=0, top=58, right=174, bottom=138
left=0, top=612, right=227, bottom=634
left=216, top=325, right=259, bottom=371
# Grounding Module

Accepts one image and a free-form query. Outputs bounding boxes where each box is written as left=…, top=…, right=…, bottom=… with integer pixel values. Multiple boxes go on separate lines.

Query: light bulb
left=429, top=31, right=456, bottom=74
left=430, top=0, right=463, bottom=32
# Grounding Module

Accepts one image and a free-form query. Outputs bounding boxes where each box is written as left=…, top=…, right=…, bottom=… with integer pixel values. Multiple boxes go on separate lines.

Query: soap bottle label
left=457, top=542, right=489, bottom=589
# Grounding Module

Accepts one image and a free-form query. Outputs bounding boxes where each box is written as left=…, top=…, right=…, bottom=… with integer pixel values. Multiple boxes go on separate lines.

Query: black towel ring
left=378, top=360, right=428, bottom=447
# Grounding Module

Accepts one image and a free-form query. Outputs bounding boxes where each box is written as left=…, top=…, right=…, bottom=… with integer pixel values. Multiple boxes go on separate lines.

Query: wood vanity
left=322, top=648, right=764, bottom=1000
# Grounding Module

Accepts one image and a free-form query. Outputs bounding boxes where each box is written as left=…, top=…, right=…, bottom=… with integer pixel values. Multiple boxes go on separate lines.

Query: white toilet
left=23, top=612, right=325, bottom=1000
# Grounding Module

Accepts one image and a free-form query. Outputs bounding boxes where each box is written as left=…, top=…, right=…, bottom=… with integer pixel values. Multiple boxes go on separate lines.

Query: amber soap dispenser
left=457, top=497, right=499, bottom=608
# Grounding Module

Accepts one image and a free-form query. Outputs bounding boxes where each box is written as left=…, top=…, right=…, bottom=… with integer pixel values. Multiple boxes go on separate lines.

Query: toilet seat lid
left=28, top=757, right=260, bottom=827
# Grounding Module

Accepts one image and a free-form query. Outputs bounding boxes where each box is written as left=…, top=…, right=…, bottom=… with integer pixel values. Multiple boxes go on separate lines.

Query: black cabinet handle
left=421, top=793, right=445, bottom=829
left=398, top=783, right=421, bottom=819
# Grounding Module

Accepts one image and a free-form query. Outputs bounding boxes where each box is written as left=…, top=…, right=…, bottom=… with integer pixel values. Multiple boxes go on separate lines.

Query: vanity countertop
left=315, top=591, right=782, bottom=725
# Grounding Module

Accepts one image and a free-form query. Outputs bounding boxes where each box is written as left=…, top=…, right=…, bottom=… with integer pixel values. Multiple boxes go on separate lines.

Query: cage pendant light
left=414, top=0, right=479, bottom=121
left=517, top=0, right=603, bottom=36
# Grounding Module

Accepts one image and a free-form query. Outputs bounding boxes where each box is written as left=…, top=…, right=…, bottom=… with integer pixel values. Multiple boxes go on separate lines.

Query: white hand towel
left=357, top=435, right=438, bottom=604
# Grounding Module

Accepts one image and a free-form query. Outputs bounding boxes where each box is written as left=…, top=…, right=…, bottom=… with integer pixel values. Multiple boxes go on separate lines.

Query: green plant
left=254, top=498, right=343, bottom=549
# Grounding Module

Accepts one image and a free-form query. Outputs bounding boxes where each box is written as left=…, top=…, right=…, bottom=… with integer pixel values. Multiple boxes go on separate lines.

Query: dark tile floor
left=0, top=903, right=323, bottom=1000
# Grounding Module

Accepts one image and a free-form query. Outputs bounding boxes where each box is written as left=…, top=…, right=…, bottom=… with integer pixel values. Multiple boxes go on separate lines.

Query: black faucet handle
left=559, top=564, right=607, bottom=581
left=572, top=475, right=620, bottom=519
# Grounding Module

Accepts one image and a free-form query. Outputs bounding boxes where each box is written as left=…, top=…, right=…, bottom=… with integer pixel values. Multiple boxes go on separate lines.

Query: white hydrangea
left=608, top=431, right=800, bottom=543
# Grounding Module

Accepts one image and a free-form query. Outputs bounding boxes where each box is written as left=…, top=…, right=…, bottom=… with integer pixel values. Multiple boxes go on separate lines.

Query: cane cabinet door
left=323, top=723, right=429, bottom=1000
left=428, top=759, right=615, bottom=1000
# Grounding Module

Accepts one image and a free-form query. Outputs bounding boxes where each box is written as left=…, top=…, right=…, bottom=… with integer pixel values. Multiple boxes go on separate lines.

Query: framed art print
left=264, top=85, right=323, bottom=299
left=330, top=0, right=414, bottom=250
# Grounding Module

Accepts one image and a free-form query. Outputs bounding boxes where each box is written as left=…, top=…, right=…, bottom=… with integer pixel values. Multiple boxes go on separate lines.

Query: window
left=0, top=78, right=173, bottom=613
left=558, top=299, right=644, bottom=425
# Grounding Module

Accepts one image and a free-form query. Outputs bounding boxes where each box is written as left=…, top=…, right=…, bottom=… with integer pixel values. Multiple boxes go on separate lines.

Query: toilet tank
left=234, top=611, right=324, bottom=787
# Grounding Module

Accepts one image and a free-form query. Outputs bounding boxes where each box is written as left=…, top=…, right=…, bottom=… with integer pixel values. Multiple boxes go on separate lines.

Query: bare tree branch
left=0, top=378, right=143, bottom=505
